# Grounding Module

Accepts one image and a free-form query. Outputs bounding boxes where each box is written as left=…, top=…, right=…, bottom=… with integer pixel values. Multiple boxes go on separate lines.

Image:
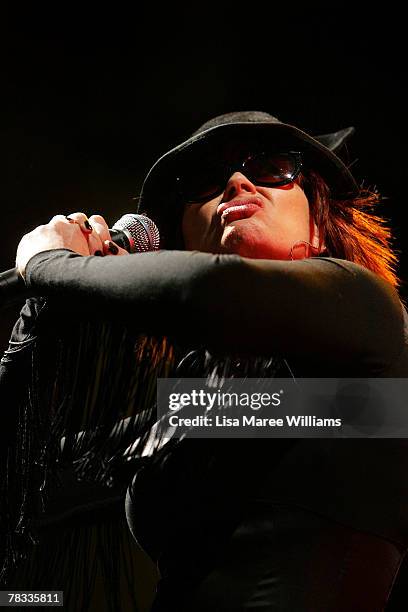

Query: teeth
left=223, top=205, right=244, bottom=215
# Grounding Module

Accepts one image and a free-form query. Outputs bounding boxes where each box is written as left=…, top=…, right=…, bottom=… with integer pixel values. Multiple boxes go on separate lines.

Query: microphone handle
left=109, top=228, right=132, bottom=252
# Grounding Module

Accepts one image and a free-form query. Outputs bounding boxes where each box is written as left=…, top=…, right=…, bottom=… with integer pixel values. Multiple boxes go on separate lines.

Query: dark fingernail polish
left=108, top=241, right=118, bottom=254
left=94, top=250, right=103, bottom=256
left=84, top=220, right=93, bottom=231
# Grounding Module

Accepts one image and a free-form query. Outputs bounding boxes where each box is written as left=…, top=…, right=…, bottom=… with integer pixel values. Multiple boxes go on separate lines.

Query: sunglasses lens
left=177, top=165, right=226, bottom=203
left=245, top=153, right=299, bottom=184
left=176, top=151, right=301, bottom=203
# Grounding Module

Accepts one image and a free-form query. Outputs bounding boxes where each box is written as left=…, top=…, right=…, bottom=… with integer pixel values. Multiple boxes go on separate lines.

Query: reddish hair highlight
left=300, top=171, right=401, bottom=291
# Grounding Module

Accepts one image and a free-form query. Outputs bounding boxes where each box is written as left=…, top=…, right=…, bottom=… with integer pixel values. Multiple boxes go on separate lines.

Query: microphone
left=0, top=214, right=160, bottom=308
left=110, top=214, right=160, bottom=253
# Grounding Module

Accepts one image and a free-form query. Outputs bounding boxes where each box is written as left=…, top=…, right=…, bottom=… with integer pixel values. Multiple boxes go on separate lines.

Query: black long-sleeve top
left=17, top=249, right=408, bottom=550
left=24, top=248, right=406, bottom=374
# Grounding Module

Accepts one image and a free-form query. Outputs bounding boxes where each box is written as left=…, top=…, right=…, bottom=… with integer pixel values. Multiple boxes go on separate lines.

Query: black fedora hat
left=138, top=111, right=359, bottom=248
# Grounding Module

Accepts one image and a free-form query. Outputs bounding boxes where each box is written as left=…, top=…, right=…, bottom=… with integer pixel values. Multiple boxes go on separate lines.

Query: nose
left=223, top=172, right=257, bottom=202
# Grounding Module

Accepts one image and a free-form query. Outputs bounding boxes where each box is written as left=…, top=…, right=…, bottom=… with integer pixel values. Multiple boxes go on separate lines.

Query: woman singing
left=5, top=111, right=408, bottom=610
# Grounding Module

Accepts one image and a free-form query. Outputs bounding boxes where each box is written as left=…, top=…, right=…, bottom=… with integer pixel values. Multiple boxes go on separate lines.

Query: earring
left=289, top=241, right=320, bottom=261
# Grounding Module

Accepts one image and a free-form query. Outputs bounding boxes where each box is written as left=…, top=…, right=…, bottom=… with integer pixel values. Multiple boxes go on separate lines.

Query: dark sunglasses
left=174, top=151, right=303, bottom=203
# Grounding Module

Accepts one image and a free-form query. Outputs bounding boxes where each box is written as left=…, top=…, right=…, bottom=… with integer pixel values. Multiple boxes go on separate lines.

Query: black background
left=1, top=5, right=407, bottom=345
left=1, top=5, right=408, bottom=609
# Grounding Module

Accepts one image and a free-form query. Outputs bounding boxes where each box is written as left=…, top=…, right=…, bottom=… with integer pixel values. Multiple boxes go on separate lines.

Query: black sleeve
left=24, top=248, right=405, bottom=368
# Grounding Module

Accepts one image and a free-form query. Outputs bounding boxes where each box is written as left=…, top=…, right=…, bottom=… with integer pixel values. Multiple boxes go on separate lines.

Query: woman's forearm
left=24, top=248, right=405, bottom=366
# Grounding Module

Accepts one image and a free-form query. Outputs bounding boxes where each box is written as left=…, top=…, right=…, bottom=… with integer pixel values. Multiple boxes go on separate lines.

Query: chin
left=221, top=238, right=266, bottom=258
left=219, top=225, right=277, bottom=259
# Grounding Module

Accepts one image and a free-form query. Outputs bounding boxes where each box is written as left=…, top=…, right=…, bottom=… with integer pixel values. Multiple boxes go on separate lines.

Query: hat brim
left=139, top=121, right=359, bottom=247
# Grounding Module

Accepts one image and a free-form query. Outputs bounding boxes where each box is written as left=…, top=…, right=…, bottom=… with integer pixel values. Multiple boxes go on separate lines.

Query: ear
left=311, top=220, right=326, bottom=254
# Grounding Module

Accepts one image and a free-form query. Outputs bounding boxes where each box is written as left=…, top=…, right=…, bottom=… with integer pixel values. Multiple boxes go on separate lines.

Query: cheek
left=181, top=207, right=196, bottom=248
left=182, top=203, right=213, bottom=248
left=288, top=201, right=310, bottom=230
left=276, top=191, right=310, bottom=236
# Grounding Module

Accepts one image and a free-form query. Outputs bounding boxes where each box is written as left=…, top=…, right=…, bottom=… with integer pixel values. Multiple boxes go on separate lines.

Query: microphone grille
left=112, top=214, right=160, bottom=252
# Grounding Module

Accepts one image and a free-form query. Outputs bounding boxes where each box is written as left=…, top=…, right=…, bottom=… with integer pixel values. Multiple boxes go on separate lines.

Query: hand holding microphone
left=15, top=213, right=158, bottom=275
left=1, top=212, right=160, bottom=307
